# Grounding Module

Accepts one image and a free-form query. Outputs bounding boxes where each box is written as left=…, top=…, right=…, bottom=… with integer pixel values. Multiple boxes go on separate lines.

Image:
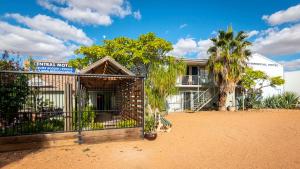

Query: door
left=97, top=94, right=105, bottom=110
left=192, top=66, right=198, bottom=75
left=192, top=67, right=198, bottom=84
left=183, top=92, right=191, bottom=110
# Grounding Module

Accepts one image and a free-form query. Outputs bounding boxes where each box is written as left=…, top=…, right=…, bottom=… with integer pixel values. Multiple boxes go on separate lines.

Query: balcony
left=176, top=75, right=211, bottom=86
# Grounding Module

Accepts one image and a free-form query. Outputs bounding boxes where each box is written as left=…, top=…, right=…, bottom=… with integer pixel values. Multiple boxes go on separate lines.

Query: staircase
left=192, top=88, right=218, bottom=111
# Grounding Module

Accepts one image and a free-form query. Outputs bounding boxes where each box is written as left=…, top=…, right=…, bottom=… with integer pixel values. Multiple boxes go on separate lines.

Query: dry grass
left=1, top=109, right=300, bottom=169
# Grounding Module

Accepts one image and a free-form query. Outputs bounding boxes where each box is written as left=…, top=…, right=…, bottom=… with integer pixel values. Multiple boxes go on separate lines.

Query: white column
left=190, top=91, right=194, bottom=110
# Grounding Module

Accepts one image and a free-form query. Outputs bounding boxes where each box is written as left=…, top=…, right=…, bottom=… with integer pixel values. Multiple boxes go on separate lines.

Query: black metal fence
left=0, top=71, right=144, bottom=137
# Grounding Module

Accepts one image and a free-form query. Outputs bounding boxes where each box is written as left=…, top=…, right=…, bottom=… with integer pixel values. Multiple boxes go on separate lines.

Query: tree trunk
left=228, top=81, right=236, bottom=110
left=218, top=90, right=227, bottom=111
left=218, top=81, right=228, bottom=111
left=218, top=81, right=235, bottom=111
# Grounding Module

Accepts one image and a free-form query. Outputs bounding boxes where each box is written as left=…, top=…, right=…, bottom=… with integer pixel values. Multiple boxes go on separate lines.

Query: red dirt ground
left=1, top=109, right=300, bottom=169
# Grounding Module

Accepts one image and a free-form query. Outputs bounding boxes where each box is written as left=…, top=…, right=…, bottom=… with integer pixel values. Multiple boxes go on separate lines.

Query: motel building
left=25, top=53, right=284, bottom=114
left=23, top=53, right=284, bottom=114
left=166, top=53, right=284, bottom=113
left=0, top=57, right=144, bottom=151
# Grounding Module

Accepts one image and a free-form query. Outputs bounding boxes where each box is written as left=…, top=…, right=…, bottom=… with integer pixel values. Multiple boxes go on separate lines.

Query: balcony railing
left=177, top=75, right=211, bottom=86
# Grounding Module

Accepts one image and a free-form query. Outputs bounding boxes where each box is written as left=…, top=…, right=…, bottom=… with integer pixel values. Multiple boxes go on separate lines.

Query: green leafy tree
left=70, top=33, right=185, bottom=115
left=207, top=26, right=252, bottom=111
left=241, top=68, right=285, bottom=92
left=240, top=67, right=285, bottom=108
left=145, top=57, right=185, bottom=113
left=69, top=32, right=173, bottom=77
left=0, top=51, right=29, bottom=123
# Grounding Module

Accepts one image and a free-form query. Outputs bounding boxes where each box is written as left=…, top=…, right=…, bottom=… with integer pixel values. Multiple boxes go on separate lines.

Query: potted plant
left=144, top=115, right=157, bottom=140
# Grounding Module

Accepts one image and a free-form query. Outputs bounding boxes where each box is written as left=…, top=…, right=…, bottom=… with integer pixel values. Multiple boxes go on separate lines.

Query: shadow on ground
left=0, top=135, right=49, bottom=168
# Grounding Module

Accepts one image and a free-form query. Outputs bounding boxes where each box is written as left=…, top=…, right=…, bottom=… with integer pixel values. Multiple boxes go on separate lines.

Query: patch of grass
left=116, top=119, right=137, bottom=128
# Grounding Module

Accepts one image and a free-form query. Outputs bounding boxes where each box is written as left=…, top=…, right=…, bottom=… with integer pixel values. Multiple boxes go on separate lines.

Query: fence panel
left=0, top=72, right=78, bottom=136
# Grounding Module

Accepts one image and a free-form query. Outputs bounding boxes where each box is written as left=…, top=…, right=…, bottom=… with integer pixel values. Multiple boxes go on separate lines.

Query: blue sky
left=1, top=0, right=300, bottom=71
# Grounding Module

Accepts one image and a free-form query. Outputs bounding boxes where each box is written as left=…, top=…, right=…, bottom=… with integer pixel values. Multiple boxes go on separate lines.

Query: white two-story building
left=167, top=53, right=284, bottom=113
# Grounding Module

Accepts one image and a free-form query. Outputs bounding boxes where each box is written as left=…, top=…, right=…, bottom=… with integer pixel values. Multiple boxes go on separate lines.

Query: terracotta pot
left=144, top=132, right=157, bottom=140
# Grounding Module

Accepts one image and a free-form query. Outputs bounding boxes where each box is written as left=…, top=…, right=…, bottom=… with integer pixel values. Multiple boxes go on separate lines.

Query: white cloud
left=169, top=38, right=198, bottom=56
left=280, top=59, right=300, bottom=71
left=169, top=38, right=212, bottom=58
left=0, top=21, right=76, bottom=60
left=247, top=30, right=259, bottom=38
left=252, top=24, right=300, bottom=56
left=37, top=0, right=133, bottom=26
left=179, top=24, right=188, bottom=29
left=263, top=4, right=300, bottom=25
left=197, top=39, right=213, bottom=58
left=6, top=13, right=92, bottom=45
left=133, top=10, right=142, bottom=20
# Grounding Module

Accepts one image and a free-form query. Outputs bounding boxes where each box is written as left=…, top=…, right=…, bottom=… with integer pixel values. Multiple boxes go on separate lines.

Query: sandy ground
left=1, top=109, right=300, bottom=169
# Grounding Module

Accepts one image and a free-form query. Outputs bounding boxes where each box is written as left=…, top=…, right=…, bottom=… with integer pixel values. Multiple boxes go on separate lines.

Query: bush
left=263, top=95, right=281, bottom=109
left=81, top=105, right=96, bottom=127
left=0, top=52, right=30, bottom=123
left=245, top=92, right=264, bottom=109
left=0, top=74, right=29, bottom=122
left=144, top=115, right=156, bottom=133
left=282, top=92, right=300, bottom=108
left=90, top=122, right=104, bottom=130
left=1, top=118, right=64, bottom=136
left=263, top=92, right=299, bottom=109
left=116, top=119, right=137, bottom=128
left=35, top=119, right=64, bottom=132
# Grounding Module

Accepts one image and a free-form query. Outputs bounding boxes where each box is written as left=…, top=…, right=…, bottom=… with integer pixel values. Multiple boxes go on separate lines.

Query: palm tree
left=207, top=26, right=252, bottom=111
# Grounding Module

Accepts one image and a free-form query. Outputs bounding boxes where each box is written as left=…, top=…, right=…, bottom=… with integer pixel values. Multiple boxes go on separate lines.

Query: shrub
left=263, top=92, right=299, bottom=109
left=0, top=74, right=29, bottom=122
left=245, top=92, right=264, bottom=109
left=81, top=105, right=96, bottom=127
left=0, top=52, right=30, bottom=123
left=35, top=119, right=64, bottom=132
left=116, top=119, right=137, bottom=128
left=1, top=118, right=64, bottom=136
left=264, top=95, right=281, bottom=109
left=144, top=115, right=156, bottom=133
left=282, top=92, right=300, bottom=109
left=90, top=122, right=104, bottom=130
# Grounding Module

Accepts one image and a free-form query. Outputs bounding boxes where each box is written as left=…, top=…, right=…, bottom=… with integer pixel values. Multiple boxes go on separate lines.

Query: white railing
left=192, top=88, right=218, bottom=111
left=176, top=75, right=211, bottom=86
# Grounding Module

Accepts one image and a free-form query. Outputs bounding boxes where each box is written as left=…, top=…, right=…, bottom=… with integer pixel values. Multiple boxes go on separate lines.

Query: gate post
left=76, top=76, right=83, bottom=144
left=64, top=82, right=73, bottom=131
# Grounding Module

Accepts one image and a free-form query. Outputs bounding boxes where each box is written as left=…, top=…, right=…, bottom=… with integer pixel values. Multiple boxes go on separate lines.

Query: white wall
left=284, top=70, right=300, bottom=96
left=166, top=93, right=183, bottom=113
left=247, top=53, right=284, bottom=98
